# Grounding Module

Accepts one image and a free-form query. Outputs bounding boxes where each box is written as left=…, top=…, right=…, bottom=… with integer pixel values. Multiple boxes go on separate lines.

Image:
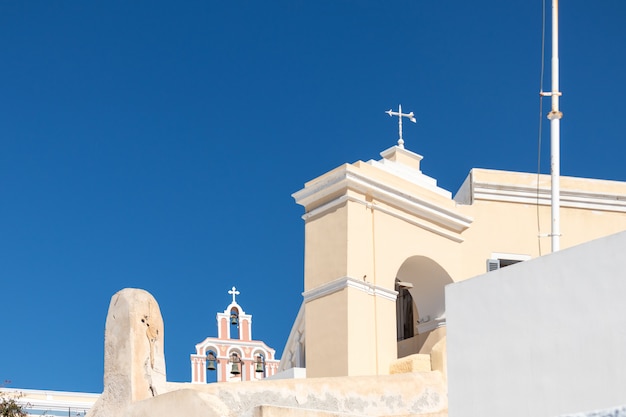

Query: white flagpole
left=550, top=0, right=562, bottom=252
left=544, top=0, right=563, bottom=252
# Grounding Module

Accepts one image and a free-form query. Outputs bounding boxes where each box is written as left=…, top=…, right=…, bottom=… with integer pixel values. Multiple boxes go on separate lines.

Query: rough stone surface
left=168, top=372, right=447, bottom=417
left=253, top=404, right=450, bottom=417
left=88, top=289, right=167, bottom=417
left=127, top=389, right=229, bottom=417
left=390, top=354, right=433, bottom=374
left=87, top=288, right=448, bottom=417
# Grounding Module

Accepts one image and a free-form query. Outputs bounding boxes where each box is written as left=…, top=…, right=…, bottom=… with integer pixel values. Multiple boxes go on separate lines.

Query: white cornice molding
left=195, top=337, right=276, bottom=356
left=300, top=194, right=351, bottom=221
left=302, top=194, right=466, bottom=242
left=368, top=150, right=451, bottom=199
left=293, top=167, right=473, bottom=237
left=302, top=276, right=398, bottom=303
left=473, top=181, right=626, bottom=212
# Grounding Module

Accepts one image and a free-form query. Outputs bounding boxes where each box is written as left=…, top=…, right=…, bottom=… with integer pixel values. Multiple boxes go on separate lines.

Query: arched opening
left=205, top=349, right=218, bottom=383
left=230, top=307, right=240, bottom=340
left=227, top=349, right=243, bottom=382
left=253, top=351, right=266, bottom=379
left=395, top=256, right=453, bottom=358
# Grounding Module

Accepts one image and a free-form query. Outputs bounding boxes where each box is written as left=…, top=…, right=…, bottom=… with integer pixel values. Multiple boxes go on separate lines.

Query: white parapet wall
left=446, top=230, right=626, bottom=417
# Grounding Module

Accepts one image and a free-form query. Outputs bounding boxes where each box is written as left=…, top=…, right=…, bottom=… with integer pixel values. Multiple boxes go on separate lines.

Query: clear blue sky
left=1, top=1, right=625, bottom=393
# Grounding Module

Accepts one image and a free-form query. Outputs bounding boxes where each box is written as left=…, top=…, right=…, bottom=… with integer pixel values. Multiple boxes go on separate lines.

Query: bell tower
left=190, top=286, right=280, bottom=383
left=291, top=142, right=472, bottom=378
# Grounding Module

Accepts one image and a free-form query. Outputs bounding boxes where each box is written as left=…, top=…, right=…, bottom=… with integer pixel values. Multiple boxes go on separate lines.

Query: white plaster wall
left=446, top=230, right=626, bottom=417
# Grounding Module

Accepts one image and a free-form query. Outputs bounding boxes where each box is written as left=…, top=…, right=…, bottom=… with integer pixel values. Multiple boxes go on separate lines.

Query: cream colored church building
left=280, top=140, right=626, bottom=382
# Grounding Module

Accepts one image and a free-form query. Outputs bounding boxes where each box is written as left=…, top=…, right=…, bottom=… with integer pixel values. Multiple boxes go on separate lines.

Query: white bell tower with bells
left=190, top=286, right=280, bottom=383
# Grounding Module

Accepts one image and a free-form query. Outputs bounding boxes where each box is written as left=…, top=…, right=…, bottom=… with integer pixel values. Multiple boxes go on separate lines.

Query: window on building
left=487, top=253, right=531, bottom=272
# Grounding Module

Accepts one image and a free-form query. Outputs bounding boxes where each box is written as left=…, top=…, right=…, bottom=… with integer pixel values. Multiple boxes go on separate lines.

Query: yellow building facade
left=287, top=144, right=626, bottom=378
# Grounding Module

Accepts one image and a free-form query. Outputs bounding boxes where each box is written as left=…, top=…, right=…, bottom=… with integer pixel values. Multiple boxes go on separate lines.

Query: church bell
left=206, top=352, right=217, bottom=371
left=255, top=356, right=264, bottom=373
left=230, top=312, right=239, bottom=325
left=230, top=361, right=240, bottom=375
left=230, top=353, right=241, bottom=375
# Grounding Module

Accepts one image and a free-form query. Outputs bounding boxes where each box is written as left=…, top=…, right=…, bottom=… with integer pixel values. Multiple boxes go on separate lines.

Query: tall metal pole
left=548, top=0, right=562, bottom=252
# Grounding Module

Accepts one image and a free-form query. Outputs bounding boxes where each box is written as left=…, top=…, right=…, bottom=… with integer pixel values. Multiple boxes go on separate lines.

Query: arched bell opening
left=395, top=256, right=453, bottom=359
left=229, top=307, right=240, bottom=339
left=253, top=351, right=266, bottom=378
left=226, top=348, right=244, bottom=381
left=205, top=349, right=218, bottom=383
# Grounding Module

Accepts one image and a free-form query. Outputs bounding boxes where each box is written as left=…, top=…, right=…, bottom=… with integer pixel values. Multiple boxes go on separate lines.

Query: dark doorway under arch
left=395, top=281, right=415, bottom=341
left=394, top=256, right=453, bottom=358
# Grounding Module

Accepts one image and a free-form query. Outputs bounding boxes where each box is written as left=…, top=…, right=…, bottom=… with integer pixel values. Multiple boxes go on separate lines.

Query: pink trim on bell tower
left=190, top=286, right=281, bottom=383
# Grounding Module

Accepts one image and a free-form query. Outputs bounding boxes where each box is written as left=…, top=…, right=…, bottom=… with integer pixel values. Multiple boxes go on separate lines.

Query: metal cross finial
left=228, top=286, right=240, bottom=303
left=386, top=105, right=416, bottom=149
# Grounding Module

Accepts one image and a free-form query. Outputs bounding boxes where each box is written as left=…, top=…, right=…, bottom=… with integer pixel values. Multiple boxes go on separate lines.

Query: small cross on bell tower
left=228, top=286, right=240, bottom=303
